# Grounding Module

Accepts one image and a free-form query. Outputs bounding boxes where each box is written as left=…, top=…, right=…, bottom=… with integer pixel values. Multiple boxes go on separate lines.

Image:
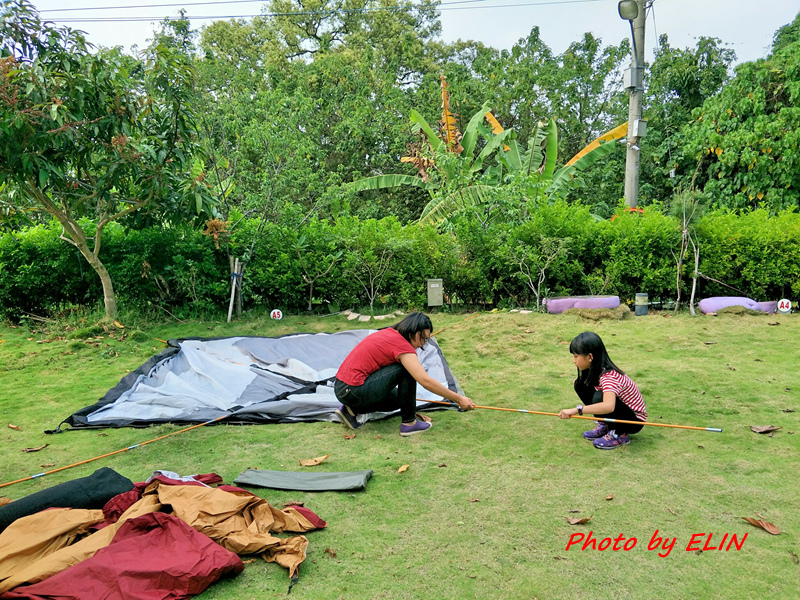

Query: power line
left=40, top=0, right=480, bottom=13
left=44, top=0, right=611, bottom=23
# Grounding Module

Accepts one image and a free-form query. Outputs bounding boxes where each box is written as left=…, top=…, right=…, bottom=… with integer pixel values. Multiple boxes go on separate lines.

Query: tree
left=0, top=1, right=215, bottom=319
left=678, top=15, right=800, bottom=212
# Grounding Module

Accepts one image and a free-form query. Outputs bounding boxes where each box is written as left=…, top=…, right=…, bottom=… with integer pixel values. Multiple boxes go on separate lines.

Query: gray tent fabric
left=53, top=330, right=463, bottom=431
left=234, top=469, right=374, bottom=492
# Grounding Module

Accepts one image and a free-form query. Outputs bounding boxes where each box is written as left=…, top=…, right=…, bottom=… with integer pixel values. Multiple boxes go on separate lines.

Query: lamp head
left=618, top=0, right=639, bottom=21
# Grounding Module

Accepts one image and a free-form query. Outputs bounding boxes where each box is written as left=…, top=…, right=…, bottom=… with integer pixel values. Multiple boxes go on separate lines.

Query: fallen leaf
left=8, top=424, right=22, bottom=431
left=283, top=501, right=304, bottom=508
left=113, top=320, right=125, bottom=328
left=242, top=558, right=256, bottom=564
left=605, top=495, right=614, bottom=501
left=754, top=358, right=762, bottom=361
left=416, top=413, right=432, bottom=423
left=790, top=551, right=799, bottom=565
left=469, top=498, right=480, bottom=502
left=704, top=341, right=717, bottom=345
left=40, top=463, right=55, bottom=468
left=566, top=515, right=593, bottom=525
left=767, top=322, right=780, bottom=326
left=647, top=349, right=654, bottom=352
left=568, top=509, right=580, bottom=513
left=22, top=444, right=49, bottom=453
left=789, top=431, right=795, bottom=435
left=695, top=550, right=703, bottom=555
left=559, top=340, right=569, bottom=345
left=324, top=548, right=337, bottom=558
left=750, top=425, right=781, bottom=434
left=782, top=408, right=795, bottom=413
left=374, top=436, right=382, bottom=439
left=468, top=574, right=476, bottom=578
left=742, top=516, right=780, bottom=535
left=299, top=454, right=330, bottom=466
left=0, top=497, right=11, bottom=507
left=728, top=366, right=736, bottom=371
left=667, top=507, right=676, bottom=515
left=524, top=329, right=532, bottom=333
left=553, top=556, right=567, bottom=560
left=343, top=434, right=356, bottom=440
left=438, top=463, right=447, bottom=467
left=756, top=512, right=766, bottom=519
left=397, top=464, right=409, bottom=473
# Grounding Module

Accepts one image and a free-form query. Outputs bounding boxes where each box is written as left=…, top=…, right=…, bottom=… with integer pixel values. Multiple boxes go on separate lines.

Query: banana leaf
left=523, top=124, right=547, bottom=177
left=409, top=109, right=443, bottom=151
left=541, top=118, right=558, bottom=180
left=419, top=185, right=496, bottom=226
left=471, top=129, right=513, bottom=174
left=547, top=139, right=619, bottom=198
left=460, top=102, right=491, bottom=159
left=565, top=122, right=627, bottom=167
left=349, top=174, right=431, bottom=193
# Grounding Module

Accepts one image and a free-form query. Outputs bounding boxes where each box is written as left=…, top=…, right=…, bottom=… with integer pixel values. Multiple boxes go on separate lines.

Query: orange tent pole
left=422, top=399, right=722, bottom=432
left=0, top=415, right=230, bottom=491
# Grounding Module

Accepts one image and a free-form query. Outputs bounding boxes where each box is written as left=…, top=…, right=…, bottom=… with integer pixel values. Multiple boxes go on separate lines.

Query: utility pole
left=620, top=0, right=648, bottom=208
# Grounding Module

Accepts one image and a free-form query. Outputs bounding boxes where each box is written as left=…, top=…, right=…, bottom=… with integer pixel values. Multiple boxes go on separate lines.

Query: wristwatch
left=576, top=405, right=584, bottom=416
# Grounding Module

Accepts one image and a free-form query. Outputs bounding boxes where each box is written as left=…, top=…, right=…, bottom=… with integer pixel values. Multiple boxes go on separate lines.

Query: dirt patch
left=563, top=304, right=631, bottom=321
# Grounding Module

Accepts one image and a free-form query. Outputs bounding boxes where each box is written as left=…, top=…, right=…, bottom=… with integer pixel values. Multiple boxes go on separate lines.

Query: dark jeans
left=574, top=377, right=644, bottom=436
left=334, top=363, right=417, bottom=423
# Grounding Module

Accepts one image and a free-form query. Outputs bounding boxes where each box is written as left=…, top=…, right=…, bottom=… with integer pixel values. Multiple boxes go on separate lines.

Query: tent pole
left=421, top=399, right=722, bottom=432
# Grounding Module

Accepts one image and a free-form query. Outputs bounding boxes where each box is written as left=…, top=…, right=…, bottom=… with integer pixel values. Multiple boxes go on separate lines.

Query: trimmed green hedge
left=0, top=204, right=797, bottom=319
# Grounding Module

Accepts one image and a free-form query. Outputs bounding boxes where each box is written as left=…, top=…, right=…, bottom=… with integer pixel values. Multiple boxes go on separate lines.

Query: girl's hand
left=558, top=408, right=578, bottom=419
left=456, top=395, right=475, bottom=411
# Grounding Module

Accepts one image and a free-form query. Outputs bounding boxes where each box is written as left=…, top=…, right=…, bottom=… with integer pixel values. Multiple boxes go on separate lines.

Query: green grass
left=1, top=310, right=799, bottom=599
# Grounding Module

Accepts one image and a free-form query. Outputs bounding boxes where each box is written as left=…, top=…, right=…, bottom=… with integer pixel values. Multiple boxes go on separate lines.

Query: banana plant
left=418, top=119, right=627, bottom=225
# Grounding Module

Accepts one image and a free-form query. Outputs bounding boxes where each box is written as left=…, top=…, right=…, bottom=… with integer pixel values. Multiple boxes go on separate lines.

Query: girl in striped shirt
left=558, top=331, right=647, bottom=449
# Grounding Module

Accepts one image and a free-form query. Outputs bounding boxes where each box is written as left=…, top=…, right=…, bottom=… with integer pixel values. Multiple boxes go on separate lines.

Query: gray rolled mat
left=234, top=468, right=374, bottom=492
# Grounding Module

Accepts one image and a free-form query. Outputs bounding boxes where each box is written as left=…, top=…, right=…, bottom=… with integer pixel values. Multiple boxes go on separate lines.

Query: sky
left=26, top=0, right=800, bottom=66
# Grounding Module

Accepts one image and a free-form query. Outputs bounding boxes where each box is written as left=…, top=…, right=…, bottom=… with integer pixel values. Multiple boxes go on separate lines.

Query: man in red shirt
left=334, top=312, right=474, bottom=436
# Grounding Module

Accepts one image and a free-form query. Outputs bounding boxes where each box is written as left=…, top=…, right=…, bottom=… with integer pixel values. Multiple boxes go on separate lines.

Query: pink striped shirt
left=596, top=370, right=647, bottom=421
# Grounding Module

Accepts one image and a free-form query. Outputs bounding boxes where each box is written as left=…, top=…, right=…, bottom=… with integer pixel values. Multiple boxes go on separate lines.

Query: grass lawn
left=1, top=310, right=798, bottom=599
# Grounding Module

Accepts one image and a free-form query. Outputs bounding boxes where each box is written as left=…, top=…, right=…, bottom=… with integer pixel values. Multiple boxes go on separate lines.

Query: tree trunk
left=76, top=243, right=117, bottom=320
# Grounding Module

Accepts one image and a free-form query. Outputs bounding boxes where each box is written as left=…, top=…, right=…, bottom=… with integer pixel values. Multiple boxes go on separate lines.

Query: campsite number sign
left=270, top=309, right=283, bottom=320
left=777, top=299, right=791, bottom=314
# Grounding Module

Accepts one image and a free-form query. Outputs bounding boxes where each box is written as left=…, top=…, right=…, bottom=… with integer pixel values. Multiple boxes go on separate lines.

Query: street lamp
left=618, top=1, right=640, bottom=73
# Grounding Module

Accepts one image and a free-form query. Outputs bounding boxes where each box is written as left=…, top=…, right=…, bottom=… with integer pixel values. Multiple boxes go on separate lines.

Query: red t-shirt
left=336, top=328, right=416, bottom=386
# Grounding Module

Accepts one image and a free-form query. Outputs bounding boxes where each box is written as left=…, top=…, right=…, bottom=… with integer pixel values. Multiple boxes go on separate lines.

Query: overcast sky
left=28, top=0, right=800, bottom=65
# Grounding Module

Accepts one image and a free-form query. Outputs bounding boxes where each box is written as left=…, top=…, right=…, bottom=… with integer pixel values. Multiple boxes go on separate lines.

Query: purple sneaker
left=593, top=431, right=630, bottom=449
left=334, top=404, right=361, bottom=430
left=582, top=421, right=609, bottom=440
left=400, top=419, right=432, bottom=437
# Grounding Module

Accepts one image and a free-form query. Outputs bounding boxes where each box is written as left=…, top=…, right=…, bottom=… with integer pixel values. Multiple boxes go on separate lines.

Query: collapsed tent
left=53, top=330, right=463, bottom=430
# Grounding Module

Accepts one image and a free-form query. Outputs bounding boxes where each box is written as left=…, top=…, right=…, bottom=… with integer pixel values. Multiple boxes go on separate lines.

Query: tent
left=53, top=330, right=463, bottom=431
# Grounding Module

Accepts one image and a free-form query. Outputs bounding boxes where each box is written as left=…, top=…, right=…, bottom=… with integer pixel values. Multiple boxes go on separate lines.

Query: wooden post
left=235, top=261, right=245, bottom=319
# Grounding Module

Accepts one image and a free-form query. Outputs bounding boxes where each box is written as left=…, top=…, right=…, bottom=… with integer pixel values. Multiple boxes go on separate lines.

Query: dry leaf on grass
left=437, top=463, right=447, bottom=468
left=728, top=366, right=736, bottom=371
left=750, top=425, right=781, bottom=434
left=568, top=509, right=580, bottom=513
left=789, top=551, right=799, bottom=565
left=667, top=507, right=676, bottom=515
left=605, top=495, right=614, bottom=501
left=8, top=424, right=22, bottom=431
left=469, top=498, right=480, bottom=502
left=283, top=501, right=304, bottom=508
left=40, top=463, right=55, bottom=468
left=299, top=454, right=330, bottom=466
left=324, top=548, right=337, bottom=558
left=767, top=322, right=780, bottom=326
left=782, top=408, right=795, bottom=413
left=22, top=444, right=49, bottom=453
left=374, top=436, right=382, bottom=439
left=742, top=517, right=780, bottom=535
left=397, top=464, right=409, bottom=473
left=704, top=341, right=717, bottom=345
left=553, top=556, right=567, bottom=560
left=0, top=497, right=11, bottom=507
left=415, top=413, right=432, bottom=423
left=343, top=434, right=356, bottom=440
left=566, top=515, right=593, bottom=525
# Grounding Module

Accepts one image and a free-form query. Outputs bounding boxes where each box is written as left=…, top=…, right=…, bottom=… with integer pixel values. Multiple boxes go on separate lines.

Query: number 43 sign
left=777, top=299, right=792, bottom=314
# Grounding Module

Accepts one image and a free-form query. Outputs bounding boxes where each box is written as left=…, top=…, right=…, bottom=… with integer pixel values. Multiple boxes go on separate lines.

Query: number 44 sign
left=777, top=299, right=792, bottom=314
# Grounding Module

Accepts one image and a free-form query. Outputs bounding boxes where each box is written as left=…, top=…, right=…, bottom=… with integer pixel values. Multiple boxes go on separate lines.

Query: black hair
left=393, top=312, right=433, bottom=342
left=569, top=331, right=624, bottom=386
